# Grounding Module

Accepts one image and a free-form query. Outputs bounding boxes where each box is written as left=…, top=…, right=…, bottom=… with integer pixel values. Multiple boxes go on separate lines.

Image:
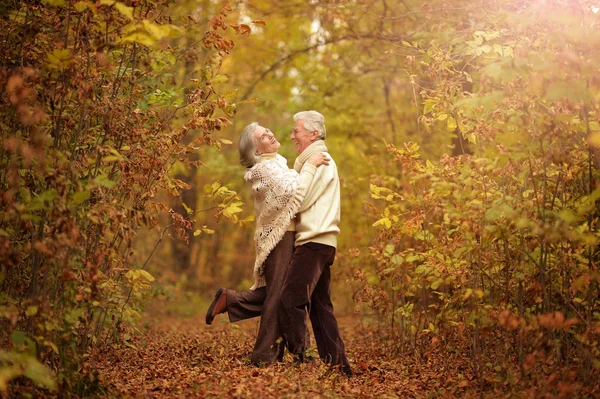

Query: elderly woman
left=205, top=122, right=328, bottom=365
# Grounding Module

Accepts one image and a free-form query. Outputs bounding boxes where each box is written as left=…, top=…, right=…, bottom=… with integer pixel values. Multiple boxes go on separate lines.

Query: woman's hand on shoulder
left=308, top=152, right=330, bottom=167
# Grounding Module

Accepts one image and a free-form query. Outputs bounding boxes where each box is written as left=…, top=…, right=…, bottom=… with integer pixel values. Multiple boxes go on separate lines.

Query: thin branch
left=240, top=34, right=363, bottom=101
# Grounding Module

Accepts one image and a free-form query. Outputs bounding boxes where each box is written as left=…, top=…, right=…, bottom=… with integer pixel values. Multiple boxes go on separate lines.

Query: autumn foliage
left=360, top=0, right=600, bottom=395
left=2, top=0, right=600, bottom=397
left=0, top=0, right=248, bottom=394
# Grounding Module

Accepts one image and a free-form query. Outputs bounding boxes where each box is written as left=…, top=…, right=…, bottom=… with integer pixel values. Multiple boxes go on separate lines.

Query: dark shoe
left=339, top=362, right=353, bottom=378
left=205, top=288, right=227, bottom=325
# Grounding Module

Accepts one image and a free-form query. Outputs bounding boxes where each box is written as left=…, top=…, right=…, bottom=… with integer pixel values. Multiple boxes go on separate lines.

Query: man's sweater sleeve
left=295, top=163, right=317, bottom=201
left=297, top=159, right=335, bottom=213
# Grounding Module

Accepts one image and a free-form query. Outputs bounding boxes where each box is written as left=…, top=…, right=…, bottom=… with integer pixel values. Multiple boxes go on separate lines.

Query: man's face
left=290, top=120, right=316, bottom=154
left=253, top=125, right=280, bottom=154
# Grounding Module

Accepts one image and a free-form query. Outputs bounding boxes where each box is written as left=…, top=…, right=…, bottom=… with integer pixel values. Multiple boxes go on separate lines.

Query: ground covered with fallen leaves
left=91, top=299, right=471, bottom=398
left=88, top=297, right=598, bottom=399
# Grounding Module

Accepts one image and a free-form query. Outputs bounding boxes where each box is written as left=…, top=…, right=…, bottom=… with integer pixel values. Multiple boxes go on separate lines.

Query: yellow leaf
left=237, top=97, right=259, bottom=104
left=447, top=116, right=457, bottom=131
left=143, top=20, right=171, bottom=39
left=373, top=217, right=392, bottom=229
left=122, top=30, right=156, bottom=46
left=181, top=202, right=193, bottom=215
left=139, top=270, right=155, bottom=282
left=43, top=0, right=67, bottom=6
left=588, top=132, right=600, bottom=147
left=25, top=306, right=38, bottom=316
left=223, top=205, right=242, bottom=218
left=115, top=2, right=133, bottom=20
left=462, top=288, right=473, bottom=300
left=46, top=49, right=74, bottom=70
left=210, top=75, right=229, bottom=84
left=73, top=1, right=88, bottom=11
left=45, top=341, right=59, bottom=354
left=73, top=0, right=97, bottom=13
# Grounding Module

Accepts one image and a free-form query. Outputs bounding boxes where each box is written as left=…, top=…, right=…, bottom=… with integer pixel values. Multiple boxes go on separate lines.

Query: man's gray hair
left=294, top=110, right=326, bottom=140
left=238, top=122, right=260, bottom=168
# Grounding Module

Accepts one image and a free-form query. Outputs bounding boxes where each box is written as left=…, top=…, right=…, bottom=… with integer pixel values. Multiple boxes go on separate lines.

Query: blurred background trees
left=2, top=0, right=600, bottom=394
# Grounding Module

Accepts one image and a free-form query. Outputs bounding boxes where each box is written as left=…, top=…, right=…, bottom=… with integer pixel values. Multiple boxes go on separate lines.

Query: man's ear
left=311, top=130, right=319, bottom=141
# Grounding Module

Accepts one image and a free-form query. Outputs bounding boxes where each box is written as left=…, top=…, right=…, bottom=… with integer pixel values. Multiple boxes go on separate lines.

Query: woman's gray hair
left=238, top=122, right=260, bottom=168
left=294, top=110, right=326, bottom=140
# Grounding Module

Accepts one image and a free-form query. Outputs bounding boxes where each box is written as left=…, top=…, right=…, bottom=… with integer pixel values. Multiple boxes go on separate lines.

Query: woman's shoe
left=205, top=288, right=227, bottom=325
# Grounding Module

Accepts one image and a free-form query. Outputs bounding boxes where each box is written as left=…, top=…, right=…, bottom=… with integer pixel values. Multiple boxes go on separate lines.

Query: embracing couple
left=205, top=110, right=352, bottom=377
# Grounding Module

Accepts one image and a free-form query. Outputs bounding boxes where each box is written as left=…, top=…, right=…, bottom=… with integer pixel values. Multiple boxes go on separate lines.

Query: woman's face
left=253, top=125, right=280, bottom=154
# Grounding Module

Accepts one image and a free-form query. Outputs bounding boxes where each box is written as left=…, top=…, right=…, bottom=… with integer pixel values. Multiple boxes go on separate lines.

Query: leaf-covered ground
left=91, top=302, right=465, bottom=398
left=90, top=299, right=596, bottom=398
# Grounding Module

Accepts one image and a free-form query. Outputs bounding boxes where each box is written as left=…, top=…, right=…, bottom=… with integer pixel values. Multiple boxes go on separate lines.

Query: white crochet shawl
left=245, top=153, right=303, bottom=289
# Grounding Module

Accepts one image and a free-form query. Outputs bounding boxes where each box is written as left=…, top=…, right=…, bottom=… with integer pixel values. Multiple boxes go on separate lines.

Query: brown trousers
left=279, top=242, right=350, bottom=369
left=225, top=231, right=294, bottom=364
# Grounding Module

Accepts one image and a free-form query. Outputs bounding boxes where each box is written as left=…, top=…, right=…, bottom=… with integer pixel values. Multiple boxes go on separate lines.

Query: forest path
left=94, top=302, right=474, bottom=398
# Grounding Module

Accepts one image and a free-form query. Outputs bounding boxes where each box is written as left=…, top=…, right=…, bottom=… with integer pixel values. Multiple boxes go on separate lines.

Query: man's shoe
left=205, top=288, right=227, bottom=325
left=340, top=363, right=353, bottom=378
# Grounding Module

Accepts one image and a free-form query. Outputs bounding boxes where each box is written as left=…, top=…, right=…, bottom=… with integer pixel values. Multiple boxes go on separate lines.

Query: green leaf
left=237, top=97, right=259, bottom=104
left=559, top=209, right=580, bottom=223
left=93, top=174, right=116, bottom=188
left=73, top=190, right=89, bottom=205
left=11, top=331, right=26, bottom=347
left=210, top=75, right=229, bottom=84
left=28, top=189, right=58, bottom=211
left=423, top=99, right=437, bottom=115
left=545, top=82, right=590, bottom=104
left=181, top=202, right=193, bottom=215
left=384, top=244, right=395, bottom=255
left=455, top=91, right=504, bottom=112
left=430, top=278, right=443, bottom=290
left=0, top=350, right=57, bottom=391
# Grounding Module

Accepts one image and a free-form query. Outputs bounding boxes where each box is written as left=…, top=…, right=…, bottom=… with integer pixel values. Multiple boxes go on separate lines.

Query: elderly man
left=279, top=110, right=352, bottom=377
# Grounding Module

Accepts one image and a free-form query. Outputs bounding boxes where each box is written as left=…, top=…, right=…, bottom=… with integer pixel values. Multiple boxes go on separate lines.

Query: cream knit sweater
left=245, top=153, right=317, bottom=289
left=293, top=141, right=340, bottom=248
